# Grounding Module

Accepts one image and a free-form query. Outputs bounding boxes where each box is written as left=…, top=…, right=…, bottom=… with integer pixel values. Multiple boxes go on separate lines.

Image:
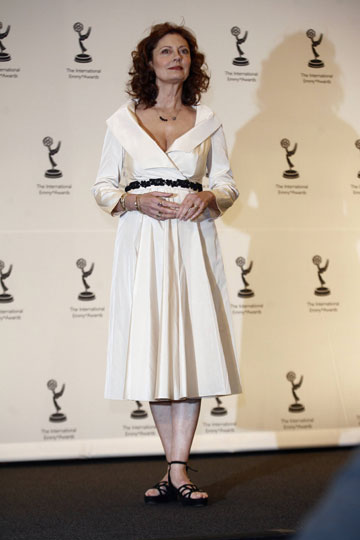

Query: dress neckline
left=106, top=101, right=221, bottom=169
left=127, top=100, right=199, bottom=154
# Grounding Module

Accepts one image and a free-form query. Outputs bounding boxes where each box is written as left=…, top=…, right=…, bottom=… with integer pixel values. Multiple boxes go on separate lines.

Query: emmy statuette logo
left=0, top=21, right=11, bottom=62
left=281, top=138, right=299, bottom=179
left=355, top=140, right=360, bottom=178
left=230, top=26, right=249, bottom=66
left=76, top=258, right=95, bottom=301
left=43, top=137, right=62, bottom=179
left=211, top=397, right=228, bottom=416
left=73, top=22, right=92, bottom=63
left=47, top=379, right=67, bottom=422
left=0, top=260, right=14, bottom=303
left=286, top=371, right=305, bottom=413
left=306, top=29, right=324, bottom=69
left=131, top=401, right=148, bottom=419
left=236, top=256, right=254, bottom=298
left=312, top=255, right=330, bottom=296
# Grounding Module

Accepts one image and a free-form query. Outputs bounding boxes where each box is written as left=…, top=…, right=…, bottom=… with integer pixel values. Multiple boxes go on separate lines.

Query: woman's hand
left=176, top=191, right=217, bottom=221
left=127, top=192, right=180, bottom=220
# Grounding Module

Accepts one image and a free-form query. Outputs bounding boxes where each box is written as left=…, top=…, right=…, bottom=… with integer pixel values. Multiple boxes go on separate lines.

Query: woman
left=93, top=22, right=241, bottom=506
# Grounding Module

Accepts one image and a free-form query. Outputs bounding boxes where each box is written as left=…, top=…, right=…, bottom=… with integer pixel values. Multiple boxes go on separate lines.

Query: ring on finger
left=158, top=202, right=163, bottom=207
left=157, top=211, right=162, bottom=217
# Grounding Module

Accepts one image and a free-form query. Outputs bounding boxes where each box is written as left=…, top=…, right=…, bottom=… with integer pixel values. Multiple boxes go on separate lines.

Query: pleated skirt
left=104, top=187, right=242, bottom=400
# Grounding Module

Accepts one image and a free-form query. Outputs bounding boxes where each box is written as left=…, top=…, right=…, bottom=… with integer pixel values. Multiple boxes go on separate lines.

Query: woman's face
left=150, top=33, right=191, bottom=85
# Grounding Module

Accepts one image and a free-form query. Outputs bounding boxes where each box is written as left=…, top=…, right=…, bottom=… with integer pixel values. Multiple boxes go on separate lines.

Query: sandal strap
left=168, top=461, right=198, bottom=473
left=178, top=483, right=203, bottom=498
left=152, top=481, right=169, bottom=495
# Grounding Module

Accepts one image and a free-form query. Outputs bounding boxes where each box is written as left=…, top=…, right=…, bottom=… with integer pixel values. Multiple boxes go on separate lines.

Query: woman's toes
left=145, top=488, right=158, bottom=497
left=191, top=491, right=208, bottom=499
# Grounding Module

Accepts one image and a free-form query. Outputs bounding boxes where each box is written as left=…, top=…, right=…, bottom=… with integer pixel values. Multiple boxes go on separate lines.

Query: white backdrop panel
left=1, top=0, right=360, bottom=460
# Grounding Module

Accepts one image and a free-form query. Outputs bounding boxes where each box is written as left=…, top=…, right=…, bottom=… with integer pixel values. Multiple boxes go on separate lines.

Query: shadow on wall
left=223, top=31, right=358, bottom=231
left=222, top=32, right=359, bottom=434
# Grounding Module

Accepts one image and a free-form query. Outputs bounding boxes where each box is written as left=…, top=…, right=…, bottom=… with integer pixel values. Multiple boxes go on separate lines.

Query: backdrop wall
left=1, top=0, right=360, bottom=461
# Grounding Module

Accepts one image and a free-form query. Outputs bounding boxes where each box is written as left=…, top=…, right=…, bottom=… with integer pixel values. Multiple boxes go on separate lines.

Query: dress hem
left=104, top=389, right=242, bottom=401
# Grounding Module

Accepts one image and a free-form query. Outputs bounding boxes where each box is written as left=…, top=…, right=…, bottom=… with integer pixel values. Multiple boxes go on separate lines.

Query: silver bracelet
left=134, top=195, right=142, bottom=213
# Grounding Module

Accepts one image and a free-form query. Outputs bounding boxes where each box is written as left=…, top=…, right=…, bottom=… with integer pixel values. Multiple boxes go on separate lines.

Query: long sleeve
left=92, top=128, right=125, bottom=216
left=206, top=125, right=239, bottom=219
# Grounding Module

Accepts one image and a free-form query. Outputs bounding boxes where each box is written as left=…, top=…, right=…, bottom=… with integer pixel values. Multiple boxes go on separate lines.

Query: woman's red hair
left=127, top=22, right=210, bottom=107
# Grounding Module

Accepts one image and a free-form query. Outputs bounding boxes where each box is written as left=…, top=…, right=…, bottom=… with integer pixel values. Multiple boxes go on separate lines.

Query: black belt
left=125, top=178, right=203, bottom=192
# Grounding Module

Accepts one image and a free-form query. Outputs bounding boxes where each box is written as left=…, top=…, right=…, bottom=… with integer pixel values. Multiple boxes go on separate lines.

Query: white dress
left=93, top=100, right=242, bottom=401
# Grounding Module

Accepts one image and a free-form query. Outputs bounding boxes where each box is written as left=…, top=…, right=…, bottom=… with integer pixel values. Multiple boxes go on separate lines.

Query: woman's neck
left=155, top=82, right=183, bottom=111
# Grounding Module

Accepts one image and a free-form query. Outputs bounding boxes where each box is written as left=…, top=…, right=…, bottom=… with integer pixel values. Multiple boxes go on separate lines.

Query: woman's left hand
left=176, top=191, right=216, bottom=221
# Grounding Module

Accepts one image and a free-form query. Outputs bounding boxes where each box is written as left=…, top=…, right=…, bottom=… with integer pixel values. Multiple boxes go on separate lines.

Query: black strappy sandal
left=144, top=480, right=177, bottom=504
left=168, top=460, right=208, bottom=507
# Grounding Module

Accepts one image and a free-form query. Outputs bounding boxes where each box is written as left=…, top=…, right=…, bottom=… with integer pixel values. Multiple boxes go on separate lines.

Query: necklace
left=155, top=106, right=181, bottom=122
left=159, top=114, right=176, bottom=122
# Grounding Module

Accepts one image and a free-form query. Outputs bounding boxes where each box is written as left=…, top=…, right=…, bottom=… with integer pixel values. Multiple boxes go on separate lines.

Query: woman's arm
left=92, top=128, right=126, bottom=216
left=93, top=128, right=179, bottom=219
left=206, top=125, right=239, bottom=219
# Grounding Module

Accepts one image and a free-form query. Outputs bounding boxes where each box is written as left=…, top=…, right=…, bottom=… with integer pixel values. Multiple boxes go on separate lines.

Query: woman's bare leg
left=145, top=398, right=207, bottom=500
left=145, top=401, right=172, bottom=496
left=169, top=398, right=208, bottom=500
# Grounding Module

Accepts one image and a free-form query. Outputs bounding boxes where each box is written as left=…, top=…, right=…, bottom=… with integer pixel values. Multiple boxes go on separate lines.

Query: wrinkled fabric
left=93, top=100, right=242, bottom=400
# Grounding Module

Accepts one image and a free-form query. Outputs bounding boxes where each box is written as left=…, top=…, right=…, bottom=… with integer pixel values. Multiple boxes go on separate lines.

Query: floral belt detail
left=125, top=178, right=203, bottom=192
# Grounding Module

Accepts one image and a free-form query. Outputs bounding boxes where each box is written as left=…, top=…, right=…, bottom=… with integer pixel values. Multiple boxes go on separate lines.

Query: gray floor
left=0, top=447, right=353, bottom=540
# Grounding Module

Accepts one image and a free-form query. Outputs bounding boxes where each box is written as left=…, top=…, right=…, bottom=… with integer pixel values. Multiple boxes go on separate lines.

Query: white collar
left=106, top=100, right=221, bottom=169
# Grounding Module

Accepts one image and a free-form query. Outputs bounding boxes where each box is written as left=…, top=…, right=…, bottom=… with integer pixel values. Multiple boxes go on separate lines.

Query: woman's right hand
left=127, top=192, right=180, bottom=220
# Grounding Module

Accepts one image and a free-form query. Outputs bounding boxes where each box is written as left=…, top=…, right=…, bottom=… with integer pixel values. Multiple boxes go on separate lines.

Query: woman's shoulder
left=107, top=99, right=136, bottom=123
left=194, top=102, right=213, bottom=114
left=194, top=103, right=221, bottom=126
